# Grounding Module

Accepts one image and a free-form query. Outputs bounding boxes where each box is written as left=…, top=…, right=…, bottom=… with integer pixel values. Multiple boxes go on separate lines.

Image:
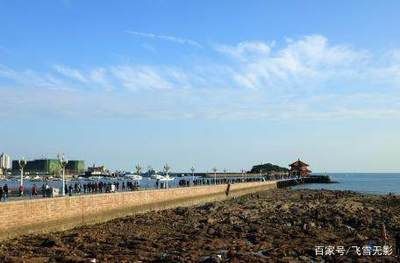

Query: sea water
left=292, top=173, right=400, bottom=195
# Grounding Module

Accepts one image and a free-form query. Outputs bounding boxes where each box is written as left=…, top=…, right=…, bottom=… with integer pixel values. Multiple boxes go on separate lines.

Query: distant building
left=12, top=159, right=60, bottom=175
left=12, top=158, right=85, bottom=176
left=65, top=160, right=85, bottom=175
left=85, top=165, right=109, bottom=177
left=0, top=153, right=11, bottom=170
left=289, top=159, right=311, bottom=177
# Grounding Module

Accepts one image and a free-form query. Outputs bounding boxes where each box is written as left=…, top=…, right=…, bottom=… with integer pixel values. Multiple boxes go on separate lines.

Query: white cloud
left=126, top=30, right=202, bottom=48
left=280, top=35, right=368, bottom=67
left=216, top=35, right=370, bottom=91
left=387, top=49, right=400, bottom=62
left=215, top=41, right=272, bottom=61
left=0, top=65, right=18, bottom=79
left=54, top=65, right=88, bottom=83
left=109, top=65, right=193, bottom=91
left=0, top=65, right=71, bottom=90
left=1, top=34, right=400, bottom=120
left=111, top=66, right=171, bottom=90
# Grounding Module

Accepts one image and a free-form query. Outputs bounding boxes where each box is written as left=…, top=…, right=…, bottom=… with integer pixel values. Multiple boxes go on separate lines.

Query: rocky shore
left=0, top=189, right=399, bottom=262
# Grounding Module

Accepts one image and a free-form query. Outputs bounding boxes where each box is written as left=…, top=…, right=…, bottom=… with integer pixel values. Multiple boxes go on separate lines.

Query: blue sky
left=1, top=0, right=400, bottom=172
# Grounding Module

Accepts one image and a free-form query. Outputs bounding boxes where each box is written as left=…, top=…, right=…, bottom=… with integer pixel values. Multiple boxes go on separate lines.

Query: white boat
left=125, top=174, right=143, bottom=180
left=150, top=167, right=175, bottom=181
left=151, top=173, right=164, bottom=180
left=159, top=175, right=175, bottom=181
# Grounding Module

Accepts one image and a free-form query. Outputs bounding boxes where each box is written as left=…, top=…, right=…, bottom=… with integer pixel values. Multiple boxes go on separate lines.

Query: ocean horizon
left=293, top=173, right=400, bottom=195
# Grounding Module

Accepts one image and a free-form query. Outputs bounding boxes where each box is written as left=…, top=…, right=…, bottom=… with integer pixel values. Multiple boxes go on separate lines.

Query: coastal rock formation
left=0, top=189, right=399, bottom=262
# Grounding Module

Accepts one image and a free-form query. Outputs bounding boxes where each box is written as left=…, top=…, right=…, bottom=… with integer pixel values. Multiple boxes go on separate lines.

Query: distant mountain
left=249, top=163, right=289, bottom=173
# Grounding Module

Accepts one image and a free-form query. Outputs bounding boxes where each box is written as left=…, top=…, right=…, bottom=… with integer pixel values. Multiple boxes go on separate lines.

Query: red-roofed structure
left=289, top=159, right=311, bottom=177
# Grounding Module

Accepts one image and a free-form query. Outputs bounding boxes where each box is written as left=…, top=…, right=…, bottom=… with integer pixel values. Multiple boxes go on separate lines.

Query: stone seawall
left=0, top=181, right=277, bottom=240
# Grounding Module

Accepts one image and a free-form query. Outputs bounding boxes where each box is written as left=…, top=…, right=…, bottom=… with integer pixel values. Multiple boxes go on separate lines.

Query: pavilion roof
left=289, top=159, right=309, bottom=167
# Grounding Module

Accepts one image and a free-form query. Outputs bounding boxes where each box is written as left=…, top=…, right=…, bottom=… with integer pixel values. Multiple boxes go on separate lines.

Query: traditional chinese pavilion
left=289, top=159, right=311, bottom=177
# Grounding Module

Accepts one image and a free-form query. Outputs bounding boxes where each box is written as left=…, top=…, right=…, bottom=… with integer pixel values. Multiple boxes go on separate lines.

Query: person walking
left=68, top=185, right=73, bottom=196
left=0, top=186, right=3, bottom=202
left=45, top=183, right=50, bottom=197
left=225, top=183, right=231, bottom=197
left=31, top=184, right=38, bottom=198
left=18, top=184, right=24, bottom=197
left=41, top=183, right=46, bottom=197
left=3, top=184, right=9, bottom=201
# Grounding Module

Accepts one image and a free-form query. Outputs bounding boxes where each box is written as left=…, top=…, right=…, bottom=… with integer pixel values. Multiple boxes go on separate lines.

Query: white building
left=0, top=153, right=11, bottom=170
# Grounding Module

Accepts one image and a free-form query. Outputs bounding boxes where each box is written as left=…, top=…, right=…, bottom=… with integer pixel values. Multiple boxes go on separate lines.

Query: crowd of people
left=0, top=175, right=279, bottom=201
left=65, top=180, right=141, bottom=195
left=49, top=180, right=142, bottom=197
left=0, top=180, right=142, bottom=200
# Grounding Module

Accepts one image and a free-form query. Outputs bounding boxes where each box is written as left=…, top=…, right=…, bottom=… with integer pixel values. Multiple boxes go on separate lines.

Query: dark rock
left=207, top=228, right=216, bottom=235
left=174, top=207, right=187, bottom=216
left=40, top=238, right=56, bottom=247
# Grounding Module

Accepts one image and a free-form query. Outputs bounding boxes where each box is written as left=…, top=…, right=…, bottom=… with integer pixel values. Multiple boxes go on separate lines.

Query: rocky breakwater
left=277, top=175, right=334, bottom=188
left=0, top=189, right=399, bottom=262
